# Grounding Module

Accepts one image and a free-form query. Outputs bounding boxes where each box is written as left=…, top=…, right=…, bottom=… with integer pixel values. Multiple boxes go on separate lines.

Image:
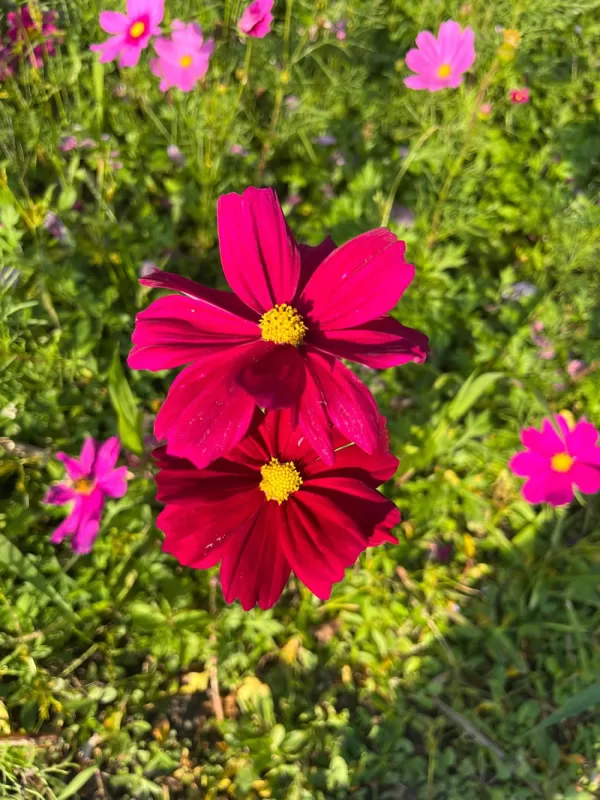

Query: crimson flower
left=129, top=187, right=428, bottom=469
left=154, top=408, right=400, bottom=610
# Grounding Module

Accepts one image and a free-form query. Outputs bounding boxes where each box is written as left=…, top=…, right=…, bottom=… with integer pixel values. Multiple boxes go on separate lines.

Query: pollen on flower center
left=259, top=304, right=308, bottom=346
left=129, top=20, right=146, bottom=38
left=551, top=453, right=574, bottom=473
left=260, top=458, right=302, bottom=504
left=179, top=54, right=193, bottom=67
left=437, top=64, right=452, bottom=78
left=74, top=478, right=95, bottom=495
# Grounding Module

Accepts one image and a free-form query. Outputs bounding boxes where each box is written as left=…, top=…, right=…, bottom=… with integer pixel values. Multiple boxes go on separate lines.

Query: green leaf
left=533, top=682, right=600, bottom=730
left=0, top=533, right=80, bottom=623
left=129, top=602, right=167, bottom=630
left=92, top=59, right=104, bottom=126
left=447, top=372, right=504, bottom=421
left=58, top=186, right=77, bottom=212
left=56, top=766, right=98, bottom=800
left=108, top=350, right=143, bottom=454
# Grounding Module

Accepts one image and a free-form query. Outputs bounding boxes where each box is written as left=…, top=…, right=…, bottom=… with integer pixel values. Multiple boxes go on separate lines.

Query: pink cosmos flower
left=129, top=187, right=429, bottom=470
left=90, top=0, right=164, bottom=68
left=404, top=20, right=475, bottom=92
left=154, top=408, right=400, bottom=610
left=150, top=21, right=214, bottom=92
left=44, top=437, right=128, bottom=553
left=7, top=6, right=60, bottom=68
left=238, top=0, right=274, bottom=38
left=510, top=87, right=530, bottom=104
left=510, top=416, right=600, bottom=506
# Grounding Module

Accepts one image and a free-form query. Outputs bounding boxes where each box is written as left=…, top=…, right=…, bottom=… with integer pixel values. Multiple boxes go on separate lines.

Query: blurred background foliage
left=1, top=0, right=600, bottom=796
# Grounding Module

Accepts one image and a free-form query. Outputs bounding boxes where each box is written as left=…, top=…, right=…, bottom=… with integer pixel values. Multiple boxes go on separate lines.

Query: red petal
left=297, top=353, right=335, bottom=465
left=220, top=502, right=291, bottom=610
left=155, top=450, right=259, bottom=505
left=298, top=229, right=415, bottom=330
left=129, top=295, right=259, bottom=370
left=304, top=350, right=379, bottom=456
left=217, top=188, right=301, bottom=314
left=309, top=316, right=429, bottom=368
left=236, top=343, right=306, bottom=409
left=297, top=237, right=337, bottom=294
left=154, top=354, right=257, bottom=469
left=256, top=407, right=316, bottom=464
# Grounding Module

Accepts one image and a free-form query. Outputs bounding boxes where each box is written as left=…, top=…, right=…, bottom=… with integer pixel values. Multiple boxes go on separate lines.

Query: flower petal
left=567, top=420, right=599, bottom=458
left=303, top=350, right=379, bottom=457
left=217, top=188, right=301, bottom=314
left=298, top=229, right=415, bottom=330
left=544, top=473, right=575, bottom=506
left=90, top=35, right=126, bottom=64
left=571, top=463, right=600, bottom=495
left=308, top=316, right=429, bottom=368
left=79, top=438, right=97, bottom=474
left=414, top=30, right=439, bottom=60
left=154, top=355, right=257, bottom=469
left=56, top=452, right=84, bottom=481
left=70, top=489, right=105, bottom=554
left=44, top=483, right=76, bottom=505
left=97, top=466, right=128, bottom=498
left=257, top=407, right=316, bottom=465
left=453, top=27, right=476, bottom=72
left=50, top=505, right=80, bottom=545
left=236, top=343, right=306, bottom=409
left=509, top=450, right=548, bottom=477
left=220, top=502, right=291, bottom=610
left=297, top=355, right=335, bottom=465
left=118, top=45, right=143, bottom=68
left=297, top=237, right=337, bottom=294
left=521, top=419, right=565, bottom=457
left=129, top=294, right=259, bottom=370
left=99, top=11, right=129, bottom=33
left=93, top=437, right=120, bottom=477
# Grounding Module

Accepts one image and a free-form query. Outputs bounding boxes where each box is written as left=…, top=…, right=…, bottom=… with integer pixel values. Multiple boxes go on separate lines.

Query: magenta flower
left=510, top=87, right=530, bottom=104
left=510, top=416, right=600, bottom=506
left=129, top=187, right=429, bottom=470
left=7, top=6, right=60, bottom=68
left=90, top=0, right=163, bottom=68
left=44, top=438, right=128, bottom=553
left=404, top=20, right=475, bottom=92
left=238, top=0, right=274, bottom=38
left=150, top=21, right=214, bottom=92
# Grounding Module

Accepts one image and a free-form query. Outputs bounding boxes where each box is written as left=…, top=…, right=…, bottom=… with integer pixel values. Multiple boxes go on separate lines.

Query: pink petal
left=138, top=267, right=258, bottom=321
left=44, top=484, right=77, bottom=505
left=414, top=30, right=439, bottom=60
left=119, top=44, right=143, bottom=68
left=153, top=36, right=182, bottom=64
left=93, top=437, right=120, bottom=478
left=521, top=475, right=547, bottom=504
left=567, top=420, right=599, bottom=458
left=571, top=463, right=600, bottom=495
left=220, top=502, right=291, bottom=610
left=160, top=498, right=260, bottom=569
left=453, top=27, right=476, bottom=73
left=509, top=450, right=548, bottom=477
left=50, top=506, right=79, bottom=544
left=98, top=466, right=128, bottom=498
left=405, top=47, right=432, bottom=75
left=404, top=75, right=437, bottom=91
left=521, top=420, right=564, bottom=457
left=303, top=350, right=380, bottom=456
left=79, top=438, right=97, bottom=474
left=129, top=294, right=259, bottom=371
left=437, top=20, right=463, bottom=63
left=99, top=11, right=129, bottom=33
left=297, top=237, right=337, bottom=294
left=544, top=473, right=575, bottom=507
left=154, top=355, right=257, bottom=469
left=236, top=343, right=306, bottom=409
left=56, top=452, right=84, bottom=481
left=308, top=316, right=429, bottom=368
left=70, top=490, right=105, bottom=553
left=298, top=229, right=414, bottom=330
left=90, top=35, right=126, bottom=63
left=217, top=188, right=301, bottom=314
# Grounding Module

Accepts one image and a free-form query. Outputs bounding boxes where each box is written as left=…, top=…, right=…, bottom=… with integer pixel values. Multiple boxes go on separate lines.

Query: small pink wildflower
left=238, top=0, right=274, bottom=38
left=151, top=21, right=214, bottom=93
left=567, top=359, right=586, bottom=379
left=510, top=416, right=600, bottom=506
left=6, top=6, right=60, bottom=69
left=404, top=20, right=475, bottom=92
left=44, top=437, right=128, bottom=553
left=59, top=135, right=78, bottom=152
left=90, top=0, right=164, bottom=68
left=510, top=87, right=530, bottom=104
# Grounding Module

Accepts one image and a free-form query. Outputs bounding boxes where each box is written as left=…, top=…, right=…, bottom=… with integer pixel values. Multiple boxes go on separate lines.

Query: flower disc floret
left=260, top=457, right=302, bottom=504
left=551, top=453, right=574, bottom=473
left=259, top=304, right=308, bottom=346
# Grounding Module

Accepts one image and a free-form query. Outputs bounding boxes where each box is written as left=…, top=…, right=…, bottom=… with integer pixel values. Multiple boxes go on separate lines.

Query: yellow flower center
left=551, top=453, right=574, bottom=473
left=74, top=478, right=95, bottom=495
left=129, top=21, right=146, bottom=38
left=259, top=458, right=302, bottom=504
left=179, top=54, right=193, bottom=68
left=503, top=28, right=521, bottom=48
left=437, top=64, right=452, bottom=78
left=259, top=304, right=308, bottom=346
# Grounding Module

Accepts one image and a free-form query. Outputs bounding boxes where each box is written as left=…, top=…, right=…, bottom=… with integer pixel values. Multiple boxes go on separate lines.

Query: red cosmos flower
left=129, top=187, right=428, bottom=469
left=154, top=408, right=400, bottom=610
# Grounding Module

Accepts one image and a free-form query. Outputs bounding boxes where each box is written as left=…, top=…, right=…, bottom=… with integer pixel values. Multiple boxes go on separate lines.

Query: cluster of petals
left=510, top=87, right=530, bottom=104
left=154, top=408, right=400, bottom=610
left=44, top=437, right=128, bottom=553
left=238, top=0, right=274, bottom=38
left=2, top=5, right=60, bottom=73
left=404, top=20, right=475, bottom=92
left=510, top=416, right=600, bottom=506
left=90, top=0, right=163, bottom=68
left=129, top=187, right=429, bottom=471
left=151, top=21, right=214, bottom=92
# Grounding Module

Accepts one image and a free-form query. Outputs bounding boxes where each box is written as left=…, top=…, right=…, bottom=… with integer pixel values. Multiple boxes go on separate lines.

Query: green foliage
left=1, top=0, right=600, bottom=797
